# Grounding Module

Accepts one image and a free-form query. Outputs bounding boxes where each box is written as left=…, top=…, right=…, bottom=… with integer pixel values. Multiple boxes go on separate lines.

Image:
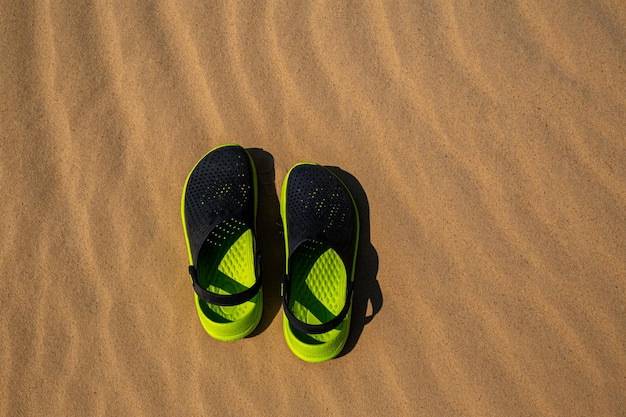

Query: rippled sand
left=1, top=1, right=625, bottom=415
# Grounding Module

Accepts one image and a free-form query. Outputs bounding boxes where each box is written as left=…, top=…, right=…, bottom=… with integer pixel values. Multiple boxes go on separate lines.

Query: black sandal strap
left=282, top=273, right=353, bottom=334
left=189, top=253, right=262, bottom=306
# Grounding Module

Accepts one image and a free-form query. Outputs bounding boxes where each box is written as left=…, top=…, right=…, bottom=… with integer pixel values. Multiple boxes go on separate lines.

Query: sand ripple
left=1, top=1, right=625, bottom=415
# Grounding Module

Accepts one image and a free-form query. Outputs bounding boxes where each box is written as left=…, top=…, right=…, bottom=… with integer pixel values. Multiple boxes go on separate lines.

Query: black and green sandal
left=281, top=163, right=359, bottom=362
left=181, top=144, right=263, bottom=341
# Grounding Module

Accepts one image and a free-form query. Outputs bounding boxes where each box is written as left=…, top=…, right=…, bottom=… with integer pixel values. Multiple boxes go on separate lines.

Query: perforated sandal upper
left=285, top=164, right=357, bottom=265
left=184, top=145, right=260, bottom=306
left=184, top=145, right=256, bottom=266
left=282, top=164, right=358, bottom=334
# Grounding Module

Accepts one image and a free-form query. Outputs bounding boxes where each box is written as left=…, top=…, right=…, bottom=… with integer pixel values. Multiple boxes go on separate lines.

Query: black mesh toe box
left=184, top=145, right=256, bottom=263
left=285, top=164, right=357, bottom=264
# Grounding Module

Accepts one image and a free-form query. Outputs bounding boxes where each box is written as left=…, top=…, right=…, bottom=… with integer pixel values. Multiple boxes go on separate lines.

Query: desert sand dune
left=1, top=1, right=625, bottom=415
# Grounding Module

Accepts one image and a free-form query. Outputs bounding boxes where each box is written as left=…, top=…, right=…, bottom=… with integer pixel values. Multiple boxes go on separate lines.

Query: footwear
left=181, top=144, right=263, bottom=341
left=280, top=163, right=359, bottom=362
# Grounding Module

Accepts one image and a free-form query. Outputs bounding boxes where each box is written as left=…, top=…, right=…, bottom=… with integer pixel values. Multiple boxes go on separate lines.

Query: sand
left=1, top=1, right=625, bottom=415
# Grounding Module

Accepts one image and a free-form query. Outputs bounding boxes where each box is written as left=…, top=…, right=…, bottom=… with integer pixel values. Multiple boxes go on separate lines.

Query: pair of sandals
left=181, top=144, right=359, bottom=362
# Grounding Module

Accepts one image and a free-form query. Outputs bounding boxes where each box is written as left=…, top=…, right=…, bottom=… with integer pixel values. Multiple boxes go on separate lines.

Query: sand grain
left=2, top=1, right=625, bottom=416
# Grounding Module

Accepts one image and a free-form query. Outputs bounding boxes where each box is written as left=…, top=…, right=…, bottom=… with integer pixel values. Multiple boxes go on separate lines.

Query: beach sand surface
left=1, top=1, right=625, bottom=415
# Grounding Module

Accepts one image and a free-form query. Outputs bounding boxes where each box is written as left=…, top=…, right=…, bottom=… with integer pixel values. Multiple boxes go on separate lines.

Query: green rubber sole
left=195, top=221, right=262, bottom=340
